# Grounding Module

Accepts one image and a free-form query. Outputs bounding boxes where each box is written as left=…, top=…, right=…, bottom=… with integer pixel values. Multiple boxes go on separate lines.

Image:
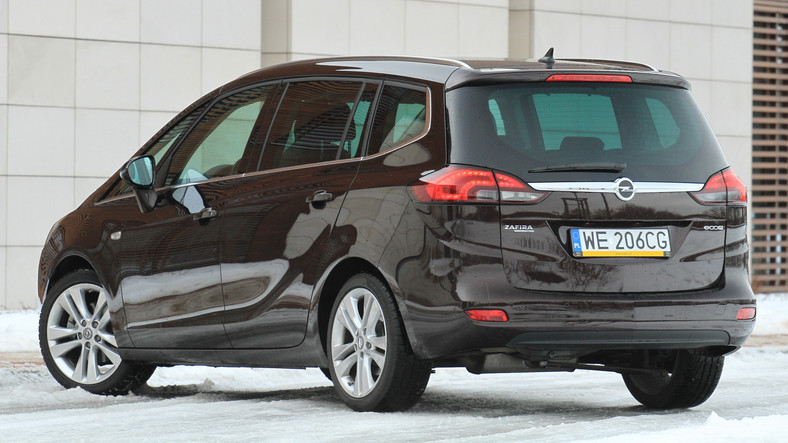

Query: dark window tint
left=367, top=85, right=427, bottom=156
left=645, top=97, right=680, bottom=148
left=261, top=81, right=363, bottom=170
left=166, top=85, right=273, bottom=186
left=447, top=83, right=727, bottom=183
left=104, top=103, right=207, bottom=199
left=339, top=83, right=378, bottom=160
left=488, top=100, right=506, bottom=136
left=531, top=93, right=622, bottom=151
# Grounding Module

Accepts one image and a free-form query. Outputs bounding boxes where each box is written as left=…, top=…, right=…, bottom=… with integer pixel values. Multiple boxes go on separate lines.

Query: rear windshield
left=446, top=83, right=728, bottom=182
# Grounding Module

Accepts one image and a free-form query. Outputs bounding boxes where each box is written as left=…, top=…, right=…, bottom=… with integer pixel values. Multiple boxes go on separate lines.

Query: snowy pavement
left=1, top=295, right=787, bottom=442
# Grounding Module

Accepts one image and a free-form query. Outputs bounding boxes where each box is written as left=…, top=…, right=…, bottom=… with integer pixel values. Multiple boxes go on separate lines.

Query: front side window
left=260, top=80, right=365, bottom=170
left=166, top=84, right=274, bottom=186
left=367, top=85, right=427, bottom=156
left=104, top=103, right=208, bottom=199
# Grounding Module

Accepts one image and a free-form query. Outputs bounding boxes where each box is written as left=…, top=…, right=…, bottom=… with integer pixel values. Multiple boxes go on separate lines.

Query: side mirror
left=120, top=156, right=158, bottom=213
left=120, top=156, right=155, bottom=187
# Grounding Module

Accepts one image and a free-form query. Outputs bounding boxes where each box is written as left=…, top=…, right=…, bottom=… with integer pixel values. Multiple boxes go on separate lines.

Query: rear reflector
left=409, top=166, right=546, bottom=203
left=465, top=309, right=509, bottom=322
left=690, top=169, right=747, bottom=205
left=546, top=74, right=633, bottom=83
left=737, top=307, right=756, bottom=320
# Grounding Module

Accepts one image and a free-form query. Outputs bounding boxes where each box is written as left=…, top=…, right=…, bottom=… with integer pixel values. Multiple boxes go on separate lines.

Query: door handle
left=193, top=207, right=218, bottom=222
left=306, top=190, right=335, bottom=204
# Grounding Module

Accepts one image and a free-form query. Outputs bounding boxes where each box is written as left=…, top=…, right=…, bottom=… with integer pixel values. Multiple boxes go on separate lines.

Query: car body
left=38, top=53, right=756, bottom=411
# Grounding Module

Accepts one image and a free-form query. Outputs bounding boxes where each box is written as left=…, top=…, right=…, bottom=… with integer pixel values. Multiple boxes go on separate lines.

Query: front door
left=119, top=83, right=277, bottom=348
left=119, top=181, right=235, bottom=348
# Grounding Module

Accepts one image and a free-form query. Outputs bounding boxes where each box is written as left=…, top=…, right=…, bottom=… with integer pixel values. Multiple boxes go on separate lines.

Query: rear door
left=447, top=80, right=730, bottom=293
left=220, top=79, right=378, bottom=348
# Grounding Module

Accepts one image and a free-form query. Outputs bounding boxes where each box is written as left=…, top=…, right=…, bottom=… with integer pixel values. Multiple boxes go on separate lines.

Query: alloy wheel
left=330, top=287, right=387, bottom=398
left=45, top=283, right=121, bottom=385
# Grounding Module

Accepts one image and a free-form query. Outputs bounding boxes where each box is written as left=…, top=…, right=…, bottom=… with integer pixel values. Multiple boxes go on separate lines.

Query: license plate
left=570, top=228, right=671, bottom=257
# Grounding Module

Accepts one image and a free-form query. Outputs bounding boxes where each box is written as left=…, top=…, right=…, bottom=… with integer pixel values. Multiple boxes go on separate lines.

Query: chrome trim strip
left=529, top=181, right=704, bottom=193
left=100, top=84, right=434, bottom=204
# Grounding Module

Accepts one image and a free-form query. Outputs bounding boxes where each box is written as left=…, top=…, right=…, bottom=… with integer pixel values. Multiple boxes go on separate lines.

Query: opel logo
left=614, top=177, right=636, bottom=201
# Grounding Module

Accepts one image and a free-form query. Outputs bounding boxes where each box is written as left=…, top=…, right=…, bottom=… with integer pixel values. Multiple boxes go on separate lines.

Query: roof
left=228, top=55, right=689, bottom=92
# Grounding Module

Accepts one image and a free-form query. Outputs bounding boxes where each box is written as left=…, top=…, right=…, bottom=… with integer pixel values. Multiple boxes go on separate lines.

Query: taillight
left=722, top=169, right=747, bottom=203
left=546, top=74, right=632, bottom=83
left=690, top=169, right=747, bottom=205
left=494, top=172, right=547, bottom=202
left=465, top=309, right=509, bottom=322
left=409, top=166, right=546, bottom=203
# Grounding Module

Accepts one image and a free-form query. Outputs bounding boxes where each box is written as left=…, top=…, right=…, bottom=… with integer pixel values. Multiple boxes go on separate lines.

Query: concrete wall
left=261, top=0, right=510, bottom=64
left=0, top=0, right=753, bottom=309
left=0, top=0, right=264, bottom=308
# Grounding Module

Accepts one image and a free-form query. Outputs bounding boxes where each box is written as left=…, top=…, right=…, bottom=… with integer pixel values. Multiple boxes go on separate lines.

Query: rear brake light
left=737, top=307, right=756, bottom=320
left=546, top=74, right=632, bottom=83
left=690, top=169, right=747, bottom=205
left=465, top=309, right=509, bottom=322
left=722, top=169, right=747, bottom=203
left=410, top=166, right=546, bottom=203
left=494, top=172, right=547, bottom=202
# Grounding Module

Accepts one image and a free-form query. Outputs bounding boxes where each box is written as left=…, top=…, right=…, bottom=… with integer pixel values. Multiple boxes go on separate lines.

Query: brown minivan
left=38, top=53, right=756, bottom=411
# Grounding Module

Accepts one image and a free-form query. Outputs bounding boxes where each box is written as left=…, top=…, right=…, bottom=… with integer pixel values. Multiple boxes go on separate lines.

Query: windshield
left=446, top=83, right=728, bottom=182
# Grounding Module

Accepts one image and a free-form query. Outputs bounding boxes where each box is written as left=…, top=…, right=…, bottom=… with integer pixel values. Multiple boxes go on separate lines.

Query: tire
left=326, top=273, right=431, bottom=412
left=623, top=349, right=724, bottom=409
left=39, top=269, right=155, bottom=395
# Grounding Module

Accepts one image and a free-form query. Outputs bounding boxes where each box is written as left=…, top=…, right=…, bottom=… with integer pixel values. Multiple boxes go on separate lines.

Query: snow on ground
left=752, top=293, right=788, bottom=335
left=0, top=294, right=787, bottom=442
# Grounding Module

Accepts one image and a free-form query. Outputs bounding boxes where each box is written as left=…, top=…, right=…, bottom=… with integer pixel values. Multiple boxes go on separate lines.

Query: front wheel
left=623, top=349, right=724, bottom=409
left=39, top=269, right=155, bottom=395
left=327, top=273, right=431, bottom=411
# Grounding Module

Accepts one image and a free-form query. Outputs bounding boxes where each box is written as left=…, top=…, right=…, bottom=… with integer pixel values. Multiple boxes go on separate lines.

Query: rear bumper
left=509, top=329, right=730, bottom=349
left=506, top=328, right=737, bottom=360
left=399, top=274, right=756, bottom=361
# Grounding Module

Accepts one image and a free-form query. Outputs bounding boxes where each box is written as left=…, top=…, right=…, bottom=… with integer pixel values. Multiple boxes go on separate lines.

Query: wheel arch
left=43, top=253, right=98, bottom=301
left=316, top=257, right=413, bottom=357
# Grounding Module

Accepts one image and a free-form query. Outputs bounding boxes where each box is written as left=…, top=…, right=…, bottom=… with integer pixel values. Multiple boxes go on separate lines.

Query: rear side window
left=340, top=83, right=378, bottom=160
left=447, top=83, right=727, bottom=183
left=367, top=85, right=427, bottom=155
left=260, top=80, right=364, bottom=170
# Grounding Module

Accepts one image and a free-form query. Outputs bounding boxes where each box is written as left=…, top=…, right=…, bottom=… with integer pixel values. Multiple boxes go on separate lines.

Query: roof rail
left=407, top=56, right=471, bottom=68
left=308, top=55, right=471, bottom=69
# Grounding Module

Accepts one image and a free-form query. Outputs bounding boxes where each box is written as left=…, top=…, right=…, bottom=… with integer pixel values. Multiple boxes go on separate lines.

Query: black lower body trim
left=508, top=329, right=730, bottom=351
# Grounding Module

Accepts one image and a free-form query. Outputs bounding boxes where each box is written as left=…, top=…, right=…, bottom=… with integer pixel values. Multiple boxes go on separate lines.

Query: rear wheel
left=623, top=349, right=724, bottom=409
left=327, top=273, right=431, bottom=411
left=39, top=269, right=155, bottom=395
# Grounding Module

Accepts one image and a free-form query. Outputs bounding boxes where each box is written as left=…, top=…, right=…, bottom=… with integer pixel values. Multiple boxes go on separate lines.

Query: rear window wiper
left=529, top=162, right=626, bottom=173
